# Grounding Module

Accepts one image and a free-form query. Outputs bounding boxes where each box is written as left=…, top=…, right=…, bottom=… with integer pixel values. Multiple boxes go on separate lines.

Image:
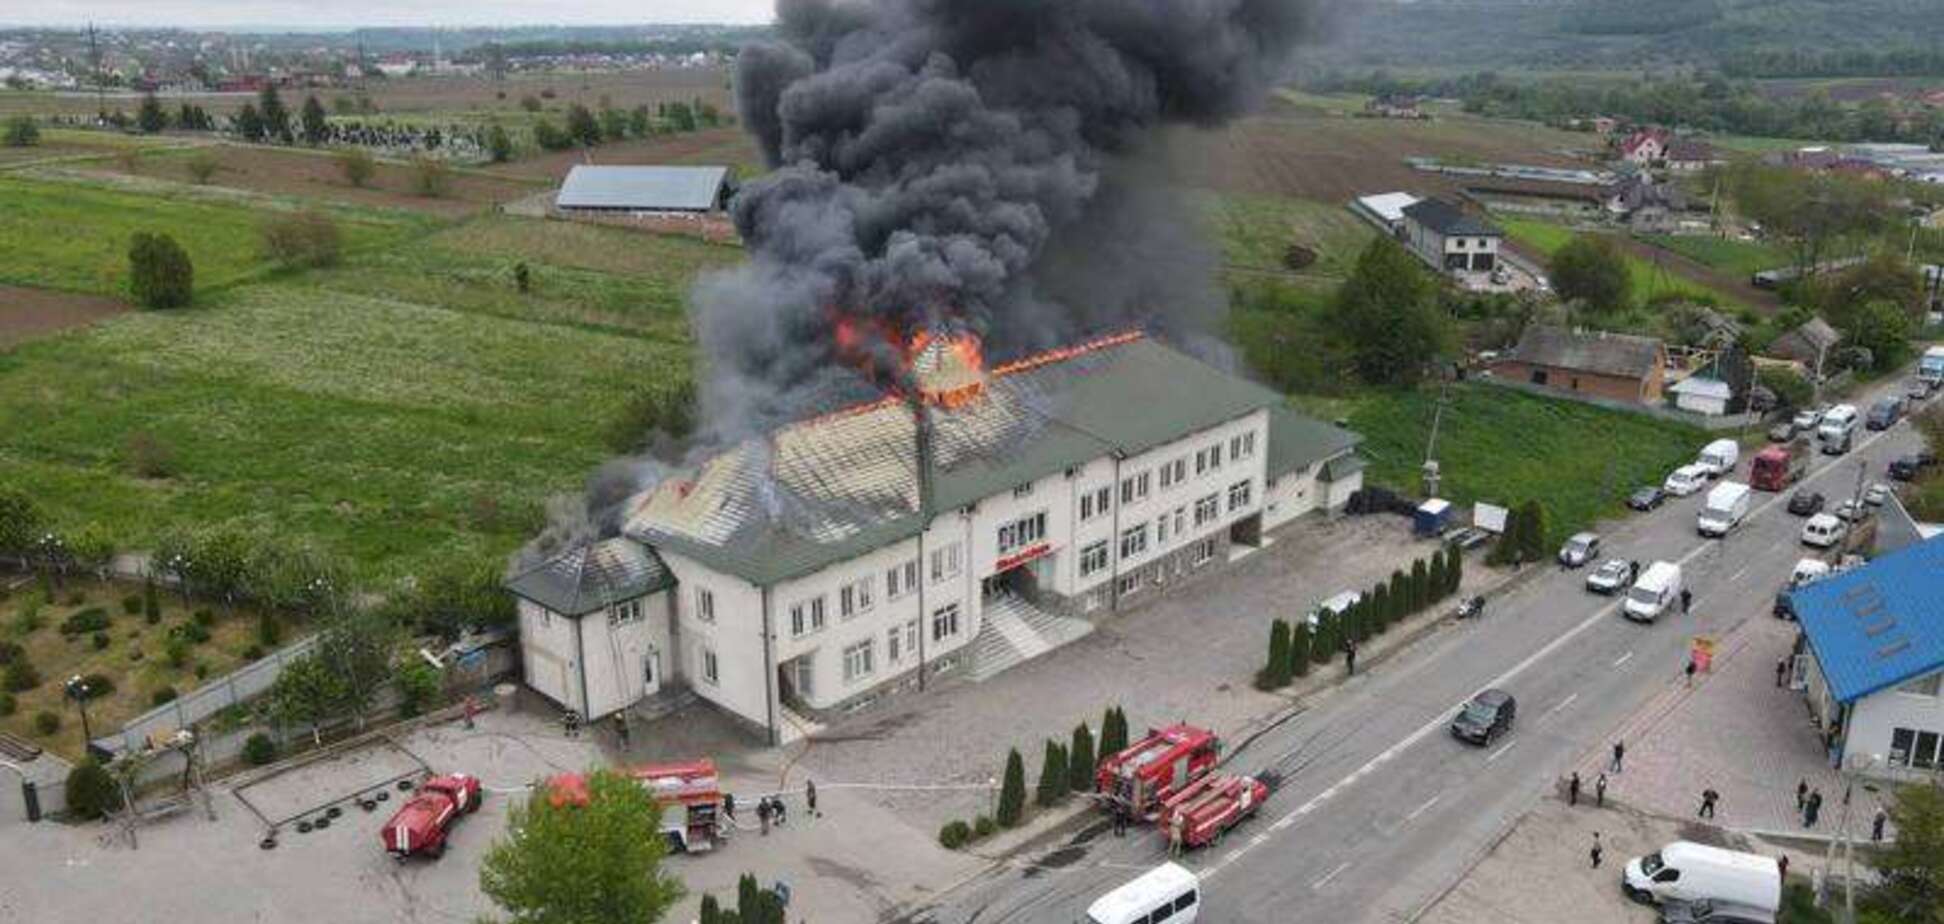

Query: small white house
left=506, top=538, right=678, bottom=721
left=1670, top=376, right=1732, bottom=416
left=1399, top=198, right=1502, bottom=282
left=1262, top=406, right=1364, bottom=531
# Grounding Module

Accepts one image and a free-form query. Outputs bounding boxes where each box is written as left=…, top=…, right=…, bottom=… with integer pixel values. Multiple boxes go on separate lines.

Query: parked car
left=1889, top=451, right=1937, bottom=481
left=1801, top=513, right=1846, bottom=549
left=1786, top=490, right=1824, bottom=516
left=1766, top=421, right=1796, bottom=443
left=1558, top=532, right=1601, bottom=568
left=1450, top=689, right=1516, bottom=745
left=1865, top=396, right=1905, bottom=430
left=1664, top=464, right=1710, bottom=497
left=1661, top=897, right=1779, bottom=924
left=1907, top=378, right=1934, bottom=402
left=1791, top=406, right=1826, bottom=432
left=1864, top=482, right=1892, bottom=506
left=1835, top=499, right=1867, bottom=522
left=1628, top=485, right=1667, bottom=511
left=1789, top=559, right=1831, bottom=588
left=1446, top=526, right=1492, bottom=551
left=1586, top=559, right=1631, bottom=595
left=1623, top=841, right=1781, bottom=913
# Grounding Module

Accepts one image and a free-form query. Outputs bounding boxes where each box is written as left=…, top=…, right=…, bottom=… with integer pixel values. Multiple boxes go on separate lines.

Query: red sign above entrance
left=994, top=543, right=1053, bottom=574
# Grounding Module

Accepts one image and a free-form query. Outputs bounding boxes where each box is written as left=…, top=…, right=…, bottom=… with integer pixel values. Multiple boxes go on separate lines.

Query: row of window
left=842, top=605, right=963, bottom=684
left=1080, top=484, right=1248, bottom=579
left=784, top=542, right=965, bottom=639
left=1077, top=432, right=1260, bottom=524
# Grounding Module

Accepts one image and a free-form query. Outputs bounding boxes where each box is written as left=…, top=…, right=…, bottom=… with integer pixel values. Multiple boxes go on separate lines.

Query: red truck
left=1095, top=724, right=1220, bottom=821
left=544, top=759, right=727, bottom=854
left=1158, top=773, right=1270, bottom=850
left=1751, top=439, right=1809, bottom=491
left=379, top=772, right=482, bottom=860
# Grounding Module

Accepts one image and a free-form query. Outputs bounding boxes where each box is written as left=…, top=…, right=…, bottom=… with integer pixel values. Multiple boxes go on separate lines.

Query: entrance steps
left=968, top=594, right=1095, bottom=683
left=777, top=703, right=824, bottom=745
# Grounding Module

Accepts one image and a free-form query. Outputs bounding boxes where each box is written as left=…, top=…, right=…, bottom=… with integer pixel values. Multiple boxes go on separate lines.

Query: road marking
left=1250, top=833, right=1270, bottom=846
left=1405, top=792, right=1442, bottom=821
left=1486, top=740, right=1516, bottom=763
left=1543, top=692, right=1580, bottom=720
left=1312, top=861, right=1351, bottom=890
left=1612, top=651, right=1634, bottom=668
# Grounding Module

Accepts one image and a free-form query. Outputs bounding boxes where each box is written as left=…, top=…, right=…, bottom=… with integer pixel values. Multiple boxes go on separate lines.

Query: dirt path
left=0, top=285, right=127, bottom=347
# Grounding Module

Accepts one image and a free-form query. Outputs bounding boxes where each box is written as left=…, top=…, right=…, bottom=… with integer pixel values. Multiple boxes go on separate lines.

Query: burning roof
left=622, top=333, right=1281, bottom=586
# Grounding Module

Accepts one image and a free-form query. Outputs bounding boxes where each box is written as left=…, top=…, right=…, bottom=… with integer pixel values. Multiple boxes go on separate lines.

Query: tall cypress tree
left=1519, top=500, right=1548, bottom=563
left=997, top=748, right=1026, bottom=827
left=1314, top=610, right=1338, bottom=664
left=1447, top=542, right=1465, bottom=595
left=1366, top=585, right=1388, bottom=645
left=1069, top=722, right=1095, bottom=794
left=1388, top=571, right=1409, bottom=626
left=1288, top=622, right=1312, bottom=677
left=1099, top=706, right=1127, bottom=759
left=1261, top=619, right=1293, bottom=689
left=1410, top=559, right=1430, bottom=613
left=1037, top=739, right=1068, bottom=807
left=1428, top=550, right=1448, bottom=604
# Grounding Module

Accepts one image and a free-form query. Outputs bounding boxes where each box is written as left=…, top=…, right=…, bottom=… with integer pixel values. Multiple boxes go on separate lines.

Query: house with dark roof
left=1618, top=127, right=1671, bottom=166
left=505, top=538, right=678, bottom=721
left=1492, top=326, right=1669, bottom=405
left=554, top=165, right=733, bottom=213
left=1664, top=139, right=1723, bottom=173
left=1767, top=317, right=1842, bottom=370
left=1400, top=198, right=1503, bottom=281
left=509, top=333, right=1362, bottom=741
left=1786, top=535, right=1944, bottom=778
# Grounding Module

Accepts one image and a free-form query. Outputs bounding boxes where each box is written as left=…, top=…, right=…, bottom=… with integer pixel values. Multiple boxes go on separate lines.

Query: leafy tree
left=0, top=488, right=45, bottom=562
left=565, top=104, right=601, bottom=147
left=258, top=85, right=291, bottom=142
left=486, top=123, right=513, bottom=163
left=65, top=760, right=124, bottom=819
left=136, top=91, right=167, bottom=133
left=1870, top=782, right=1944, bottom=922
left=184, top=527, right=253, bottom=613
left=480, top=769, right=684, bottom=924
left=1550, top=234, right=1632, bottom=314
left=336, top=147, right=376, bottom=187
left=1036, top=739, right=1068, bottom=807
left=532, top=118, right=571, bottom=151
left=266, top=653, right=346, bottom=743
left=1518, top=500, right=1548, bottom=563
left=315, top=603, right=401, bottom=730
left=299, top=95, right=328, bottom=145
left=1326, top=237, right=1450, bottom=386
left=996, top=748, right=1026, bottom=827
left=260, top=210, right=342, bottom=268
left=233, top=102, right=265, bottom=141
left=1836, top=300, right=1915, bottom=373
left=66, top=524, right=114, bottom=580
left=629, top=105, right=651, bottom=137
left=1068, top=722, right=1095, bottom=794
left=667, top=101, right=697, bottom=132
left=128, top=232, right=193, bottom=309
left=599, top=107, right=628, bottom=141
left=1258, top=618, right=1292, bottom=689
left=2, top=115, right=39, bottom=147
left=396, top=658, right=442, bottom=717
left=390, top=558, right=518, bottom=641
left=1288, top=622, right=1312, bottom=677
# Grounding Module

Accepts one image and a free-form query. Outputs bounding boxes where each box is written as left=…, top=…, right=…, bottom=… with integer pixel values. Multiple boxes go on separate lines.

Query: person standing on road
left=1699, top=788, right=1719, bottom=819
left=1805, top=790, right=1823, bottom=828
left=1873, top=806, right=1888, bottom=841
left=1610, top=740, right=1626, bottom=773
left=563, top=709, right=581, bottom=738
left=1112, top=804, right=1127, bottom=838
left=1776, top=658, right=1789, bottom=688
left=758, top=797, right=771, bottom=836
left=1344, top=640, right=1358, bottom=677
left=1681, top=588, right=1693, bottom=615
left=1569, top=771, right=1581, bottom=806
left=723, top=792, right=737, bottom=825
left=1590, top=832, right=1603, bottom=869
left=1777, top=854, right=1789, bottom=883
left=806, top=778, right=818, bottom=819
left=1629, top=560, right=1641, bottom=584
left=1596, top=773, right=1608, bottom=808
left=1796, top=779, right=1809, bottom=811
left=1685, top=658, right=1698, bottom=688
left=1168, top=813, right=1185, bottom=857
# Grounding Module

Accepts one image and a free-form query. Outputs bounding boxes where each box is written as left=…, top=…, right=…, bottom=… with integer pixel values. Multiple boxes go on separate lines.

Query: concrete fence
left=90, top=634, right=321, bottom=759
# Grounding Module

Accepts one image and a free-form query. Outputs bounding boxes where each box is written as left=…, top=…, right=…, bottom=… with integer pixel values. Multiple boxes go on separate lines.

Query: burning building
left=508, top=332, right=1361, bottom=740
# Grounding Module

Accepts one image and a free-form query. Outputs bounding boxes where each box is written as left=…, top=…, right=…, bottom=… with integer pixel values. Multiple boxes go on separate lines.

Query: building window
left=811, top=596, right=826, bottom=632
left=789, top=601, right=806, bottom=637
left=1119, top=523, right=1149, bottom=559
left=1174, top=508, right=1186, bottom=537
left=887, top=626, right=904, bottom=664
left=1194, top=448, right=1210, bottom=476
left=839, top=578, right=874, bottom=620
left=1118, top=574, right=1140, bottom=596
left=1119, top=471, right=1151, bottom=505
left=1193, top=538, right=1218, bottom=566
left=887, top=559, right=918, bottom=599
left=931, top=542, right=962, bottom=582
left=997, top=512, right=1047, bottom=555
left=792, top=597, right=826, bottom=636
left=1228, top=479, right=1253, bottom=512
left=1081, top=485, right=1112, bottom=521
left=702, top=648, right=719, bottom=686
left=1159, top=460, right=1176, bottom=489
left=931, top=603, right=961, bottom=642
left=1014, top=482, right=1034, bottom=499
left=843, top=639, right=876, bottom=683
left=608, top=598, right=643, bottom=628
left=694, top=588, right=715, bottom=624
left=1891, top=727, right=1941, bottom=769
left=1156, top=513, right=1170, bottom=544
left=1080, top=540, right=1110, bottom=577
left=1194, top=494, right=1220, bottom=527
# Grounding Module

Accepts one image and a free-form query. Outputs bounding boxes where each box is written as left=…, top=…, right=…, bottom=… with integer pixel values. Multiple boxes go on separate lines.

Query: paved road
left=907, top=384, right=1928, bottom=924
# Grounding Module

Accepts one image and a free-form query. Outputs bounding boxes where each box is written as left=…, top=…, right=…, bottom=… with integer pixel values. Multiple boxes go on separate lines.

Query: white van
left=1306, top=590, right=1362, bottom=632
left=1624, top=561, right=1682, bottom=623
left=1800, top=513, right=1846, bottom=549
left=1818, top=404, right=1859, bottom=455
left=1623, top=841, right=1781, bottom=912
left=1086, top=862, right=1200, bottom=924
left=1664, top=463, right=1710, bottom=497
left=1696, top=439, right=1740, bottom=479
left=1697, top=481, right=1751, bottom=537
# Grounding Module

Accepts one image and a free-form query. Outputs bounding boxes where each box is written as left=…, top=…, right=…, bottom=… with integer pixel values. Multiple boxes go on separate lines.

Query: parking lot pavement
left=1419, top=800, right=1678, bottom=924
left=785, top=513, right=1488, bottom=835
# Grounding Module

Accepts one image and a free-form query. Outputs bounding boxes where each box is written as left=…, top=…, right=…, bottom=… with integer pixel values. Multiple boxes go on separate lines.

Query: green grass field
left=1503, top=217, right=1744, bottom=309
left=1296, top=383, right=1706, bottom=547
left=1204, top=193, right=1377, bottom=279
left=1637, top=234, right=1790, bottom=278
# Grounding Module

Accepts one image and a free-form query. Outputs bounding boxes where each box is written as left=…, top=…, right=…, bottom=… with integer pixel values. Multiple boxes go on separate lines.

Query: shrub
left=1258, top=618, right=1293, bottom=690
left=2, top=115, right=39, bottom=147
left=65, top=760, right=123, bottom=820
left=169, top=621, right=210, bottom=645
left=0, top=692, right=12, bottom=715
left=336, top=147, right=376, bottom=187
left=151, top=686, right=179, bottom=706
left=60, top=607, right=110, bottom=636
left=165, top=636, right=191, bottom=668
left=519, top=94, right=543, bottom=111
left=128, top=231, right=194, bottom=309
left=974, top=814, right=997, bottom=838
left=996, top=748, right=1026, bottom=827
left=938, top=819, right=972, bottom=849
left=411, top=155, right=451, bottom=198
left=194, top=663, right=209, bottom=680
left=1037, top=739, right=1068, bottom=808
left=143, top=578, right=161, bottom=624
left=243, top=645, right=264, bottom=661
left=259, top=210, right=342, bottom=268
left=0, top=640, right=17, bottom=665
left=192, top=609, right=214, bottom=628
left=1068, top=722, right=1095, bottom=795
left=65, top=591, right=84, bottom=606
left=396, top=658, right=442, bottom=717
left=1288, top=622, right=1312, bottom=677
left=185, top=149, right=220, bottom=184
left=122, top=594, right=143, bottom=615
left=243, top=732, right=277, bottom=766
left=256, top=612, right=281, bottom=647
left=91, top=631, right=109, bottom=650
left=486, top=123, right=513, bottom=163
left=33, top=711, right=59, bottom=735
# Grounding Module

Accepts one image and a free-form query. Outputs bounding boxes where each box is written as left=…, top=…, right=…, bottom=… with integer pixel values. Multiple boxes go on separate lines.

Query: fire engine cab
left=379, top=772, right=482, bottom=860
left=631, top=759, right=726, bottom=853
left=1095, top=724, right=1220, bottom=820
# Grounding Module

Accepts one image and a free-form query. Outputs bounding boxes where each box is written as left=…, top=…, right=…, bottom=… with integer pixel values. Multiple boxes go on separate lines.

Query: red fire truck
left=379, top=772, right=482, bottom=860
left=1095, top=724, right=1221, bottom=820
left=630, top=759, right=726, bottom=854
left=1158, top=772, right=1270, bottom=850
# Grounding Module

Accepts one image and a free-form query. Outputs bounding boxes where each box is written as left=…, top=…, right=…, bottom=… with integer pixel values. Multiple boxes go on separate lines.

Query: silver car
left=1585, top=559, right=1630, bottom=595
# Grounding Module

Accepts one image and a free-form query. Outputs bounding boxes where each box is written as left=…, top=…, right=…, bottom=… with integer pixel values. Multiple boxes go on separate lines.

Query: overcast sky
left=7, top=2, right=775, bottom=29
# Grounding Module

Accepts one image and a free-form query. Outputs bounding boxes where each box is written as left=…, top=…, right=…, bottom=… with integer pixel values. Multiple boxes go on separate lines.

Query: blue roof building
left=1789, top=534, right=1944, bottom=777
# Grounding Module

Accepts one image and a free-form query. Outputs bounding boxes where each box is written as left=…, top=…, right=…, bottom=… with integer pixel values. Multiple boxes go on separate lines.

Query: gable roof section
left=1789, top=534, right=1944, bottom=702
left=622, top=335, right=1290, bottom=585
left=1665, top=139, right=1719, bottom=162
left=506, top=537, right=676, bottom=617
left=1770, top=317, right=1841, bottom=363
left=1266, top=405, right=1363, bottom=478
left=1506, top=325, right=1663, bottom=381
left=1402, top=198, right=1501, bottom=237
left=556, top=165, right=730, bottom=211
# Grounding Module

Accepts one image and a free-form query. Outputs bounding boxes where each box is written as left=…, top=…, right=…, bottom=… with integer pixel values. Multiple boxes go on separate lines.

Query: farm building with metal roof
left=554, top=165, right=733, bottom=213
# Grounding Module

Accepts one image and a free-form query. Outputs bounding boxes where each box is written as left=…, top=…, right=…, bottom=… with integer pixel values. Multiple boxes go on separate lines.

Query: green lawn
left=1296, top=383, right=1706, bottom=547
left=1637, top=234, right=1790, bottom=278
left=1204, top=193, right=1378, bottom=278
left=1503, top=217, right=1744, bottom=309
left=0, top=174, right=420, bottom=297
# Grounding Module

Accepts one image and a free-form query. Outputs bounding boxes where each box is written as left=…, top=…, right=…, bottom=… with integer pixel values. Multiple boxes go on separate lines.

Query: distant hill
left=1309, top=0, right=1944, bottom=76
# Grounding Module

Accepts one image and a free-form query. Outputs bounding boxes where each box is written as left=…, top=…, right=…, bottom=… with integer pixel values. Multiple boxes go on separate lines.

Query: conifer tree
left=997, top=748, right=1026, bottom=827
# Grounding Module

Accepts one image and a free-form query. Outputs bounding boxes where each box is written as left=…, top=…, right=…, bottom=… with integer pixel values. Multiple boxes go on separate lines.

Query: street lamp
left=64, top=674, right=94, bottom=744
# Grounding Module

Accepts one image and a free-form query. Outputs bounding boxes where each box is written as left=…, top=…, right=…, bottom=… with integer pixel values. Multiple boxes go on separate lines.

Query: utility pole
left=1422, top=383, right=1449, bottom=498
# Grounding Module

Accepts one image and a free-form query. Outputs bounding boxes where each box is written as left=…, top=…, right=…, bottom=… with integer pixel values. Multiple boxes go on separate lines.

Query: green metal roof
left=1265, top=405, right=1363, bottom=478
left=623, top=336, right=1333, bottom=586
left=504, top=538, right=676, bottom=617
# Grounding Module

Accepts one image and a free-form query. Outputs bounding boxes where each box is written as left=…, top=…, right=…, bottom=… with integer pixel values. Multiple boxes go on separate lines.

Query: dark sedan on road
left=1450, top=689, right=1516, bottom=745
left=1891, top=451, right=1937, bottom=481
left=1866, top=396, right=1905, bottom=430
left=1627, top=486, right=1666, bottom=511
left=1787, top=491, right=1825, bottom=516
